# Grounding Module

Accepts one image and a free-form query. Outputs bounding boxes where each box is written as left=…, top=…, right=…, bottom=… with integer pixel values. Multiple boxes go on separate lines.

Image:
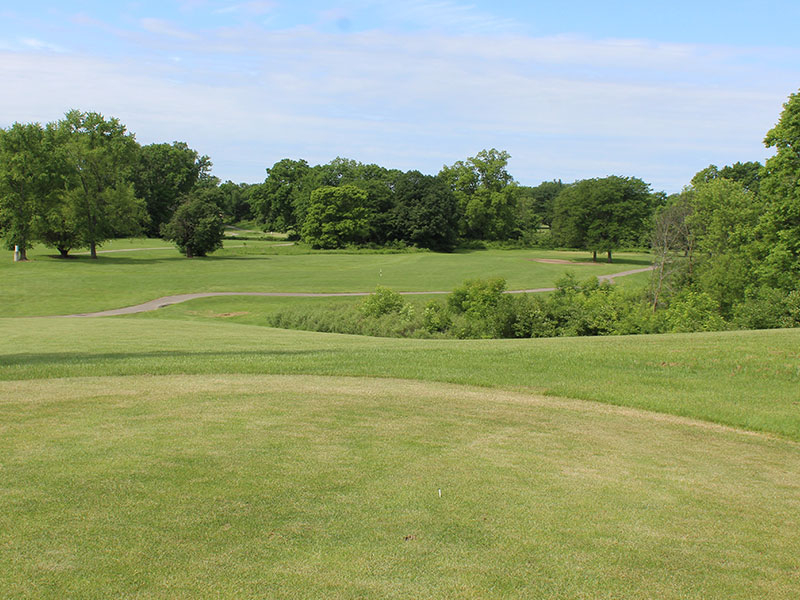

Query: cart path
left=58, top=266, right=654, bottom=318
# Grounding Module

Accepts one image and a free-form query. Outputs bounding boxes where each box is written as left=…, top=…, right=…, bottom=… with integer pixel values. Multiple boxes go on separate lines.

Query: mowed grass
left=2, top=374, right=799, bottom=598
left=2, top=318, right=799, bottom=441
left=2, top=243, right=799, bottom=597
left=0, top=239, right=651, bottom=316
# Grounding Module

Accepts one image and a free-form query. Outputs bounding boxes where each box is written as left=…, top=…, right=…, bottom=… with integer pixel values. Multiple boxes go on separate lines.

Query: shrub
left=664, top=291, right=727, bottom=333
left=422, top=300, right=452, bottom=333
left=360, top=286, right=405, bottom=317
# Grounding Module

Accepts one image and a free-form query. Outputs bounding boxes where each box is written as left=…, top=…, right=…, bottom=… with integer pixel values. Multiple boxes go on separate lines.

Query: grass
left=2, top=240, right=799, bottom=597
left=2, top=374, right=799, bottom=598
left=2, top=317, right=798, bottom=441
left=1, top=239, right=651, bottom=316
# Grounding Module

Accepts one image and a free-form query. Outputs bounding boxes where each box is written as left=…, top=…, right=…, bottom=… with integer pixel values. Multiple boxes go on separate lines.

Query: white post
left=13, top=245, right=20, bottom=262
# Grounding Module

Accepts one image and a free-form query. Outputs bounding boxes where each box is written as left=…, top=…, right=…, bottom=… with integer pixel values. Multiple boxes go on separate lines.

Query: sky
left=1, top=1, right=799, bottom=192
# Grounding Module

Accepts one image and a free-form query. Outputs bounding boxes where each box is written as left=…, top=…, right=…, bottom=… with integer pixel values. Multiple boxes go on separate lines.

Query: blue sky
left=1, top=1, right=798, bottom=192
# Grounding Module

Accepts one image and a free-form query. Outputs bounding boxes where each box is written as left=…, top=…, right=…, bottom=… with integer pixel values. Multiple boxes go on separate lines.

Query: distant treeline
left=2, top=88, right=800, bottom=334
left=0, top=112, right=659, bottom=258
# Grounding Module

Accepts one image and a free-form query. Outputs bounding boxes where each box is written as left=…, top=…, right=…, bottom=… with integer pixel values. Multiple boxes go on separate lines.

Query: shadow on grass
left=0, top=349, right=330, bottom=369
left=38, top=254, right=275, bottom=266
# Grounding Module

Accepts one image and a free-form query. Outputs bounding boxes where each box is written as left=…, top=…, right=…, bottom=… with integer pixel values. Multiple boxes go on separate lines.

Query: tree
left=521, top=180, right=565, bottom=228
left=301, top=185, right=370, bottom=249
left=58, top=110, right=146, bottom=258
left=759, top=89, right=800, bottom=290
left=160, top=196, right=225, bottom=257
left=439, top=149, right=518, bottom=240
left=691, top=161, right=762, bottom=194
left=552, top=176, right=653, bottom=262
left=0, top=122, right=63, bottom=260
left=251, top=158, right=311, bottom=232
left=130, top=141, right=210, bottom=236
left=389, top=170, right=459, bottom=251
left=650, top=194, right=693, bottom=309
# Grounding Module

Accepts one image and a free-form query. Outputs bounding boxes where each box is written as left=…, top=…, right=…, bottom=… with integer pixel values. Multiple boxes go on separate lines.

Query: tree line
left=0, top=113, right=660, bottom=258
left=0, top=109, right=228, bottom=259
left=2, top=90, right=800, bottom=335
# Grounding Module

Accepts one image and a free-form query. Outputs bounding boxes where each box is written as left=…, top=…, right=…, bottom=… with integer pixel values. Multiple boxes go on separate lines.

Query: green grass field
left=1, top=239, right=651, bottom=316
left=1, top=240, right=799, bottom=598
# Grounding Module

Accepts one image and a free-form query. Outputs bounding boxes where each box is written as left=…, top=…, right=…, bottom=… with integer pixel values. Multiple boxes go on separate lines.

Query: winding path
left=61, top=266, right=654, bottom=318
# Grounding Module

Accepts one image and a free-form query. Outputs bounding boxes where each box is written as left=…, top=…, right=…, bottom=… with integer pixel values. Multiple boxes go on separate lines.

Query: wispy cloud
left=20, top=37, right=66, bottom=52
left=375, top=0, right=522, bottom=34
left=140, top=18, right=200, bottom=41
left=0, top=23, right=795, bottom=191
left=215, top=1, right=276, bottom=16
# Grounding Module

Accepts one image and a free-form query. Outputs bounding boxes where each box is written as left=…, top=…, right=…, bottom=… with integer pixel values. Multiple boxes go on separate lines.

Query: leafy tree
left=440, top=149, right=518, bottom=240
left=0, top=122, right=63, bottom=260
left=251, top=158, right=311, bottom=232
left=390, top=170, right=459, bottom=251
left=759, top=89, right=800, bottom=290
left=217, top=181, right=253, bottom=223
left=160, top=196, right=224, bottom=257
left=39, top=201, right=81, bottom=258
left=130, top=141, right=210, bottom=236
left=552, top=176, right=653, bottom=262
left=691, top=162, right=762, bottom=194
left=301, top=185, right=370, bottom=249
left=58, top=110, right=146, bottom=258
left=519, top=180, right=565, bottom=229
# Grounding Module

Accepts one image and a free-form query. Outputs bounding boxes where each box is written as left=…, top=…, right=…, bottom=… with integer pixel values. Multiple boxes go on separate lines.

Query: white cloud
left=215, top=1, right=276, bottom=16
left=140, top=18, right=200, bottom=41
left=20, top=37, right=66, bottom=52
left=0, top=26, right=793, bottom=191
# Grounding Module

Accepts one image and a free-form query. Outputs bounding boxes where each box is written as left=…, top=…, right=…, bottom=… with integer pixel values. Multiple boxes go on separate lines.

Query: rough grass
left=0, top=240, right=651, bottom=316
left=2, top=374, right=798, bottom=599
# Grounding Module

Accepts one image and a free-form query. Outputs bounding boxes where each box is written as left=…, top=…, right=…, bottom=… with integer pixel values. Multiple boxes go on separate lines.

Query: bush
left=664, top=291, right=727, bottom=333
left=361, top=286, right=406, bottom=317
left=422, top=300, right=452, bottom=333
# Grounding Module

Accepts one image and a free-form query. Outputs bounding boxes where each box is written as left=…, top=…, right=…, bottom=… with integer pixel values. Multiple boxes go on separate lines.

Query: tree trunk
left=18, top=247, right=28, bottom=261
left=607, top=250, right=612, bottom=263
left=90, top=241, right=97, bottom=259
left=58, top=247, right=70, bottom=258
left=592, top=250, right=597, bottom=262
left=186, top=247, right=194, bottom=258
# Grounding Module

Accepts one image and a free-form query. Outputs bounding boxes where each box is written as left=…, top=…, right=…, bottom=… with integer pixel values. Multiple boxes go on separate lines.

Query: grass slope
left=2, top=375, right=798, bottom=598
left=1, top=318, right=798, bottom=441
left=1, top=240, right=651, bottom=316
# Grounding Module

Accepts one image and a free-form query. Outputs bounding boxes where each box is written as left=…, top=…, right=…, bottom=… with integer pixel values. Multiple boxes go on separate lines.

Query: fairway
left=0, top=240, right=652, bottom=316
left=2, top=375, right=799, bottom=599
left=2, top=242, right=799, bottom=598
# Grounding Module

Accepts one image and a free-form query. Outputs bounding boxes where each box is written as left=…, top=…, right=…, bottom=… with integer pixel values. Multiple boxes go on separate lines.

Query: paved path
left=60, top=266, right=654, bottom=318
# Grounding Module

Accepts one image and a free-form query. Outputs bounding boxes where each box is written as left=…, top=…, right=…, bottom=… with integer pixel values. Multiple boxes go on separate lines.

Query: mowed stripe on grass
left=1, top=374, right=798, bottom=599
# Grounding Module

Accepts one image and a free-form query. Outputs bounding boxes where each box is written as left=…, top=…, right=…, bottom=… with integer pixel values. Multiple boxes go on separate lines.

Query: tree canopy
left=552, top=176, right=653, bottom=262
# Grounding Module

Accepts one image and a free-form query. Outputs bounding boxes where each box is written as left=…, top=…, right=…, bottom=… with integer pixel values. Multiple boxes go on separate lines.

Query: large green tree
left=0, top=122, right=63, bottom=260
left=439, top=149, right=518, bottom=240
left=58, top=110, right=146, bottom=258
left=389, top=170, right=459, bottom=251
left=301, top=185, right=370, bottom=249
left=686, top=178, right=763, bottom=315
left=759, top=89, right=800, bottom=290
left=131, top=141, right=210, bottom=236
left=552, top=176, right=653, bottom=262
left=251, top=158, right=311, bottom=232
